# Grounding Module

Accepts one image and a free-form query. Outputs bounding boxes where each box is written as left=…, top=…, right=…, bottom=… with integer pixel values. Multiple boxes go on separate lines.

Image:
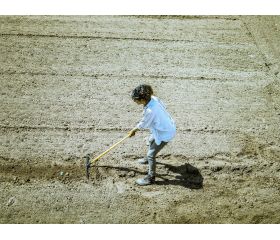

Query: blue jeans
left=147, top=138, right=167, bottom=177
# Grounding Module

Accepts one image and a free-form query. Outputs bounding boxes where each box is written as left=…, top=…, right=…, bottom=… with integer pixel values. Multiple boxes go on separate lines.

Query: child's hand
left=128, top=128, right=138, bottom=137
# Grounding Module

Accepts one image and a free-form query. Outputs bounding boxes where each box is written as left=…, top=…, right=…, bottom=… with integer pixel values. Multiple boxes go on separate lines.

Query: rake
left=85, top=133, right=131, bottom=180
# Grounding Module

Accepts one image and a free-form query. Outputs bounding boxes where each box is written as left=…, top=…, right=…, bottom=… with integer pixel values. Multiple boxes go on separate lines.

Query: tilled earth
left=0, top=16, right=280, bottom=223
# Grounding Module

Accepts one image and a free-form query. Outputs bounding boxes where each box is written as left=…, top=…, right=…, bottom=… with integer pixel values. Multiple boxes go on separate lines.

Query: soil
left=0, top=15, right=280, bottom=223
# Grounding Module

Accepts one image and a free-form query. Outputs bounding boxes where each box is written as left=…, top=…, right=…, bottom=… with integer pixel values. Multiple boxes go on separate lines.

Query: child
left=128, top=84, right=176, bottom=186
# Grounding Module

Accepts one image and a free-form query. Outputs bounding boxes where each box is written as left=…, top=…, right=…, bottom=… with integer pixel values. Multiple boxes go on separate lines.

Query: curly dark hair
left=131, top=84, right=153, bottom=101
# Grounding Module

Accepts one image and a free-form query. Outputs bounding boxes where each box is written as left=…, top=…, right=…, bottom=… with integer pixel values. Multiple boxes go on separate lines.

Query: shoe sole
left=135, top=179, right=155, bottom=186
left=135, top=181, right=154, bottom=186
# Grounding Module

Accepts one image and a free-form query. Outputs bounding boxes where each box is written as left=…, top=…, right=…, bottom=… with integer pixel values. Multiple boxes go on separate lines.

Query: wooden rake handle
left=90, top=134, right=131, bottom=165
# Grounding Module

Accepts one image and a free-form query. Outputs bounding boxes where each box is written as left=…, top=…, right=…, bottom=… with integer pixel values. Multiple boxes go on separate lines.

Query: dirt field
left=0, top=15, right=280, bottom=223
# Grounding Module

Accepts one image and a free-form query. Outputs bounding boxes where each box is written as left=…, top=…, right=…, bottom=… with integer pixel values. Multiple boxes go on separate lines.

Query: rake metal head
left=85, top=155, right=91, bottom=180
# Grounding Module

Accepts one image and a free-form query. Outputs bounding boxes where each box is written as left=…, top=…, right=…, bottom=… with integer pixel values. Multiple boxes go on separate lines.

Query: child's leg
left=147, top=140, right=167, bottom=177
left=138, top=136, right=156, bottom=164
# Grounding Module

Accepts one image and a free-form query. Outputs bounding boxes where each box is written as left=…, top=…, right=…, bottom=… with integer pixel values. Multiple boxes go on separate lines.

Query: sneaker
left=137, top=158, right=148, bottom=164
left=136, top=175, right=155, bottom=186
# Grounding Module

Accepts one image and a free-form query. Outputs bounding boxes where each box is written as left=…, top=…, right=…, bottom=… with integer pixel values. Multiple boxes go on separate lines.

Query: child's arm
left=129, top=109, right=155, bottom=137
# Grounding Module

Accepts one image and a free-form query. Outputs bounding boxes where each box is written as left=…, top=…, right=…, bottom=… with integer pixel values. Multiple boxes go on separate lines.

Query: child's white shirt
left=136, top=96, right=176, bottom=145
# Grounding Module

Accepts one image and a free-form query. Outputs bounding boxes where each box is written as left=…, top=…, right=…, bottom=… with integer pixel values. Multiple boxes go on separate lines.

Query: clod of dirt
left=128, top=171, right=135, bottom=177
left=13, top=176, right=18, bottom=183
left=7, top=197, right=16, bottom=206
left=118, top=171, right=127, bottom=177
left=210, top=165, right=223, bottom=172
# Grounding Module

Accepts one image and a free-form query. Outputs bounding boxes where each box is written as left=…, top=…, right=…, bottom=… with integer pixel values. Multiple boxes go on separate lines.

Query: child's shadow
left=96, top=162, right=203, bottom=189
left=156, top=162, right=204, bottom=189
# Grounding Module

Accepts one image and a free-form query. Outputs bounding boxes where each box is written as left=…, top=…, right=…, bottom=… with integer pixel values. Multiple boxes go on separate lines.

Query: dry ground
left=0, top=16, right=280, bottom=223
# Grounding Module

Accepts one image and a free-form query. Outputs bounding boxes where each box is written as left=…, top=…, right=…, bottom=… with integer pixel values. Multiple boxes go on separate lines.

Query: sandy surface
left=0, top=15, right=280, bottom=223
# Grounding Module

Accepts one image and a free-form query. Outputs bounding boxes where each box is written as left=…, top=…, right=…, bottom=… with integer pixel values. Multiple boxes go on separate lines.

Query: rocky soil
left=0, top=15, right=280, bottom=223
